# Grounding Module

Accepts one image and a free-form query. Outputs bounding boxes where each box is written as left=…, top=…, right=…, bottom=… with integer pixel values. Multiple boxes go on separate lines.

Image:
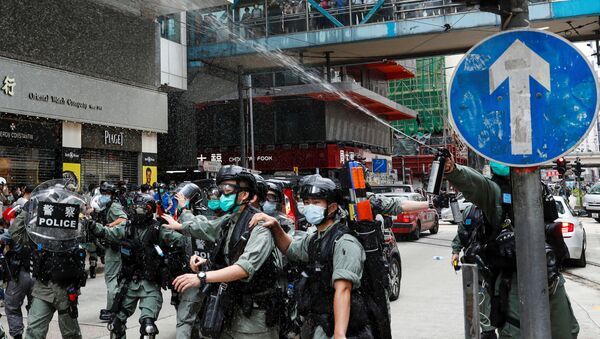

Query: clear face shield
left=26, top=179, right=86, bottom=252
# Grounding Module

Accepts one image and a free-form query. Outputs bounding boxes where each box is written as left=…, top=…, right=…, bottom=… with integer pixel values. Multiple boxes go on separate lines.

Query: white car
left=583, top=183, right=600, bottom=222
left=440, top=193, right=473, bottom=223
left=554, top=196, right=586, bottom=267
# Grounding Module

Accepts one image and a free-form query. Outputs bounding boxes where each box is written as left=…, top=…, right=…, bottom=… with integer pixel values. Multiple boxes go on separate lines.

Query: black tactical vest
left=119, top=221, right=167, bottom=285
left=32, top=247, right=87, bottom=287
left=214, top=206, right=280, bottom=296
left=300, top=222, right=369, bottom=337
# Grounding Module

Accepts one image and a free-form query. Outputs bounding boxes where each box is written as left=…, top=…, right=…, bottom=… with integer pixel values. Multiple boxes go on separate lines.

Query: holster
left=200, top=283, right=230, bottom=339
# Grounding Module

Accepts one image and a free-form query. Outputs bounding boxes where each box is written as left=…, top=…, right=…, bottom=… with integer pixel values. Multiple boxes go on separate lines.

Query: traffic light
left=553, top=157, right=569, bottom=176
left=573, top=157, right=583, bottom=178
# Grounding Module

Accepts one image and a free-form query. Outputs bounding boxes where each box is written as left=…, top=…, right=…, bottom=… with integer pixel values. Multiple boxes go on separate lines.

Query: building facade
left=0, top=0, right=168, bottom=190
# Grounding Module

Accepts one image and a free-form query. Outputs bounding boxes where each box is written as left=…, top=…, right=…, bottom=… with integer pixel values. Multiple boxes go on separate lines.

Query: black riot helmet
left=216, top=165, right=257, bottom=195
left=175, top=182, right=201, bottom=206
left=266, top=180, right=284, bottom=203
left=129, top=193, right=156, bottom=225
left=253, top=174, right=268, bottom=203
left=299, top=174, right=340, bottom=204
left=99, top=182, right=117, bottom=195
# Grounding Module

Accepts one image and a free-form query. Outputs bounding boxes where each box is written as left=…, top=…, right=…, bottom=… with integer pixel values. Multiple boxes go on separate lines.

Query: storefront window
left=0, top=146, right=57, bottom=186
left=80, top=149, right=139, bottom=191
left=159, top=14, right=181, bottom=43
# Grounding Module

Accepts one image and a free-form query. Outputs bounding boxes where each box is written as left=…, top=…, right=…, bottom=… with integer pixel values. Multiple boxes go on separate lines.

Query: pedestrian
left=12, top=186, right=32, bottom=209
left=443, top=157, right=579, bottom=338
left=162, top=165, right=283, bottom=338
left=88, top=193, right=183, bottom=339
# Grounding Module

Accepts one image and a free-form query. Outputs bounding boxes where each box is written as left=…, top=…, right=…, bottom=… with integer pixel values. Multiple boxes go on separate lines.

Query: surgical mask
left=219, top=193, right=238, bottom=213
left=490, top=162, right=510, bottom=177
left=207, top=199, right=221, bottom=211
left=99, top=195, right=111, bottom=206
left=303, top=204, right=327, bottom=225
left=263, top=201, right=278, bottom=216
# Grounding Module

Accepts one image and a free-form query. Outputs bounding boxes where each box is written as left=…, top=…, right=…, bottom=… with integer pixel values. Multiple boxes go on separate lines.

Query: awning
left=347, top=61, right=415, bottom=81
left=199, top=81, right=417, bottom=121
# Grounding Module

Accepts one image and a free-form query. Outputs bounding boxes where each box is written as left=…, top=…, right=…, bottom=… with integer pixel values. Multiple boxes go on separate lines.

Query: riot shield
left=26, top=179, right=86, bottom=252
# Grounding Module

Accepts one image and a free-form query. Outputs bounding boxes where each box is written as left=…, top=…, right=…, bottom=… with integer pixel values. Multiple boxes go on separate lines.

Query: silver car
left=583, top=183, right=600, bottom=222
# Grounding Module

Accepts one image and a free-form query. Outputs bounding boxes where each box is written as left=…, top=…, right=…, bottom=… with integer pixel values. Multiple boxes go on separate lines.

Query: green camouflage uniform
left=178, top=209, right=280, bottom=339
left=100, top=201, right=128, bottom=311
left=446, top=165, right=579, bottom=338
left=9, top=212, right=82, bottom=339
left=92, top=221, right=183, bottom=338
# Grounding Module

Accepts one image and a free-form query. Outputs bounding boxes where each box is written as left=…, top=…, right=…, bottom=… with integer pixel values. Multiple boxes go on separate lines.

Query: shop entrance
left=81, top=149, right=138, bottom=190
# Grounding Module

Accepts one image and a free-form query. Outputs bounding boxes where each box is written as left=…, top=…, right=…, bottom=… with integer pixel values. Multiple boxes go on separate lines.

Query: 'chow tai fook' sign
left=37, top=202, right=80, bottom=229
left=197, top=144, right=375, bottom=171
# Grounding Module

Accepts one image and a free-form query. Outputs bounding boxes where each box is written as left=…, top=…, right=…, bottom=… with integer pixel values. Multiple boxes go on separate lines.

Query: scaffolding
left=388, top=56, right=447, bottom=135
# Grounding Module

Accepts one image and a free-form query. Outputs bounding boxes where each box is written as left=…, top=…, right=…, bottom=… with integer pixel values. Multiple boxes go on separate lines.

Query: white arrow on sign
left=489, top=39, right=550, bottom=155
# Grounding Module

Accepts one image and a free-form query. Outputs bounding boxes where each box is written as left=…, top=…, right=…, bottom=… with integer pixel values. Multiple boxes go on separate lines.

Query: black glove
left=496, top=228, right=516, bottom=258
left=368, top=195, right=385, bottom=215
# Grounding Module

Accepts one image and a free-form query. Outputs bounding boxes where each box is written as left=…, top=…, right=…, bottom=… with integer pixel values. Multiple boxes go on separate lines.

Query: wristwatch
left=196, top=271, right=207, bottom=285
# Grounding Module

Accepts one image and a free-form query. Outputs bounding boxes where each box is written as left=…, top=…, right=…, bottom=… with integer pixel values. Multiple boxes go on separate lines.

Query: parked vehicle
left=383, top=192, right=439, bottom=240
left=440, top=192, right=473, bottom=223
left=583, top=183, right=600, bottom=222
left=371, top=184, right=415, bottom=194
left=554, top=196, right=586, bottom=267
left=376, top=214, right=402, bottom=301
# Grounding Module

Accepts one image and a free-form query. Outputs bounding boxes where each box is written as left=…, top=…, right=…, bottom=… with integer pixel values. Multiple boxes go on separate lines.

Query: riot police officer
left=250, top=174, right=429, bottom=339
left=92, top=182, right=128, bottom=321
left=171, top=182, right=211, bottom=339
left=0, top=228, right=34, bottom=339
left=263, top=180, right=295, bottom=234
left=444, top=158, right=579, bottom=338
left=89, top=193, right=184, bottom=338
left=9, top=179, right=88, bottom=339
left=162, top=165, right=283, bottom=338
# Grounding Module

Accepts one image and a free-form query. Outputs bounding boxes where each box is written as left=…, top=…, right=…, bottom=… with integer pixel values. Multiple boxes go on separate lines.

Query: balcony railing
left=188, top=0, right=552, bottom=46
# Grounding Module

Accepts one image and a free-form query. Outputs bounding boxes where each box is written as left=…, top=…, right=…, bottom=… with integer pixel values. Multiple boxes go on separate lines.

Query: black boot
left=481, top=330, right=498, bottom=339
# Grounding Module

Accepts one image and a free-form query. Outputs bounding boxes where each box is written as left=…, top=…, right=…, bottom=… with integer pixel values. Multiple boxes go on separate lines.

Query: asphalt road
left=1, top=221, right=599, bottom=338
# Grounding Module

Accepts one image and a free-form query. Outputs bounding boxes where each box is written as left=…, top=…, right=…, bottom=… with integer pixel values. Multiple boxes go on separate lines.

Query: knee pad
left=140, top=318, right=158, bottom=338
left=107, top=317, right=126, bottom=337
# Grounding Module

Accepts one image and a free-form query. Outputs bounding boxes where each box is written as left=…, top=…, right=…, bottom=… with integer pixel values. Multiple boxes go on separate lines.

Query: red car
left=383, top=192, right=439, bottom=240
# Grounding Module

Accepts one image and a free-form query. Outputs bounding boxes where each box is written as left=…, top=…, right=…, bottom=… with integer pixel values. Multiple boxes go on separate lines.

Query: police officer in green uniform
left=92, top=182, right=128, bottom=321
left=263, top=180, right=295, bottom=234
left=9, top=180, right=88, bottom=339
left=89, top=193, right=184, bottom=338
left=444, top=157, right=579, bottom=339
left=451, top=204, right=497, bottom=339
left=249, top=174, right=428, bottom=339
left=162, top=165, right=282, bottom=339
left=170, top=182, right=213, bottom=339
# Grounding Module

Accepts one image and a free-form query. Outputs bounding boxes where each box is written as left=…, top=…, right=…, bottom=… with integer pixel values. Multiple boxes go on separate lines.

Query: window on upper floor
left=159, top=14, right=181, bottom=43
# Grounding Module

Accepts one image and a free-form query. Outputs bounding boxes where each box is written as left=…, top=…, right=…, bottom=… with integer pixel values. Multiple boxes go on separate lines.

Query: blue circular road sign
left=449, top=29, right=600, bottom=167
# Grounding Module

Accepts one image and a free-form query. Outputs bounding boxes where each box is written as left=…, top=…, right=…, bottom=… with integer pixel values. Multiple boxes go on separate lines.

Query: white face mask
left=303, top=204, right=327, bottom=225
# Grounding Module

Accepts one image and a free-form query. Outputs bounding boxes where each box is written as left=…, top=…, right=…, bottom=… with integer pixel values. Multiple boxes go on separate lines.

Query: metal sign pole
left=501, top=1, right=551, bottom=337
